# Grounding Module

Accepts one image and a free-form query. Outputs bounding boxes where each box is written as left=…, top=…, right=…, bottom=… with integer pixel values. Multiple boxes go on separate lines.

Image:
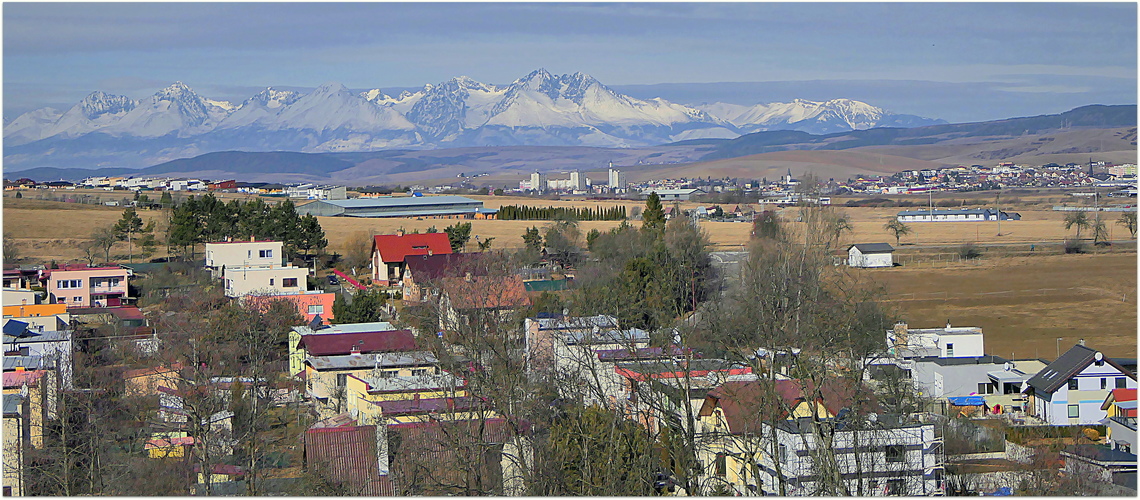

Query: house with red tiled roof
left=401, top=253, right=484, bottom=303
left=371, top=231, right=452, bottom=285
left=439, top=275, right=530, bottom=332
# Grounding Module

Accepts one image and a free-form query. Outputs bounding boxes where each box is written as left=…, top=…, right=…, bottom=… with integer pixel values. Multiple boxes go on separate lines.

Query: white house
left=885, top=322, right=985, bottom=359
left=223, top=266, right=309, bottom=298
left=648, top=188, right=707, bottom=201
left=847, top=243, right=895, bottom=268
left=1024, top=342, right=1137, bottom=425
left=204, top=240, right=284, bottom=278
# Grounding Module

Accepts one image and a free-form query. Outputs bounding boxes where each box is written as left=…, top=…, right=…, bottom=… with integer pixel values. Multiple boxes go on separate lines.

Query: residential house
left=384, top=418, right=528, bottom=495
left=304, top=424, right=393, bottom=495
left=44, top=265, right=130, bottom=308
left=204, top=240, right=284, bottom=278
left=245, top=290, right=335, bottom=325
left=885, top=322, right=985, bottom=359
left=288, top=321, right=398, bottom=376
left=1102, top=388, right=1137, bottom=454
left=3, top=394, right=25, bottom=496
left=1059, top=444, right=1137, bottom=492
left=371, top=232, right=453, bottom=285
left=1024, top=342, right=1137, bottom=425
left=341, top=371, right=469, bottom=425
left=847, top=243, right=895, bottom=268
left=3, top=320, right=73, bottom=389
left=2, top=368, right=49, bottom=450
left=401, top=253, right=482, bottom=303
left=305, top=351, right=441, bottom=418
left=223, top=265, right=309, bottom=298
left=438, top=275, right=530, bottom=332
left=3, top=303, right=71, bottom=332
left=2, top=288, right=38, bottom=307
left=695, top=379, right=942, bottom=496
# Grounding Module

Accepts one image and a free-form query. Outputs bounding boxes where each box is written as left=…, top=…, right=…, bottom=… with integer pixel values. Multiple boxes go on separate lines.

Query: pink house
left=45, top=266, right=130, bottom=308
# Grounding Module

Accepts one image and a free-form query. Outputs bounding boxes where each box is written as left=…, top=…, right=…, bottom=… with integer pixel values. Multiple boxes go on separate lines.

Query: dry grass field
left=860, top=253, right=1137, bottom=359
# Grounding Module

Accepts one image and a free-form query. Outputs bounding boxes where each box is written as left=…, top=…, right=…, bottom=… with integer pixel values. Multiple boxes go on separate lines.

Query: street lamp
left=1056, top=337, right=1063, bottom=360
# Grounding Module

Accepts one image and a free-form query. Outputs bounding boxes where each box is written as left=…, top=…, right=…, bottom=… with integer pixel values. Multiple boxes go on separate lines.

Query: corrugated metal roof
left=304, top=424, right=388, bottom=495
left=343, top=208, right=479, bottom=218
left=362, top=373, right=464, bottom=394
left=297, top=330, right=417, bottom=356
left=374, top=396, right=475, bottom=416
left=3, top=394, right=24, bottom=415
left=307, top=351, right=439, bottom=371
left=293, top=321, right=396, bottom=335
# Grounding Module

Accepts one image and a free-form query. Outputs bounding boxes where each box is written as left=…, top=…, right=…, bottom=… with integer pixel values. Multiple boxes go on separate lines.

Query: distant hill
left=702, top=104, right=1137, bottom=160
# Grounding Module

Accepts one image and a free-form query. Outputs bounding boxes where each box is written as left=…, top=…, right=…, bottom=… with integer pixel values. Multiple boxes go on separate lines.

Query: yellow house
left=3, top=394, right=25, bottom=496
left=145, top=434, right=195, bottom=459
left=303, top=350, right=441, bottom=417
left=341, top=371, right=471, bottom=423
left=2, top=369, right=50, bottom=449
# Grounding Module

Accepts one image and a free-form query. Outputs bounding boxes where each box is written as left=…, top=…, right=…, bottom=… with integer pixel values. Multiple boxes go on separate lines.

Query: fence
left=885, top=286, right=1127, bottom=303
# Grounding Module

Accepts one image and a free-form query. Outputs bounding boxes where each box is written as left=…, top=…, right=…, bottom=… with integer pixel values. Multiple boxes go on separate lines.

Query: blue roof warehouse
left=296, top=196, right=498, bottom=219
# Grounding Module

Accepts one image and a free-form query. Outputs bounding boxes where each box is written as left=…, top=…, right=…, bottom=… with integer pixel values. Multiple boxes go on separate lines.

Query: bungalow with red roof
left=371, top=231, right=452, bottom=286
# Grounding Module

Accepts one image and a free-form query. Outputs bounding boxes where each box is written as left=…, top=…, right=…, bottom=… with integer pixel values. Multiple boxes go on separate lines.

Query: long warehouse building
left=296, top=196, right=498, bottom=219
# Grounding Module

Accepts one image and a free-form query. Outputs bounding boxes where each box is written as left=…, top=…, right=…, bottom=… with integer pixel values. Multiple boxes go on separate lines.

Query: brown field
left=859, top=253, right=1137, bottom=359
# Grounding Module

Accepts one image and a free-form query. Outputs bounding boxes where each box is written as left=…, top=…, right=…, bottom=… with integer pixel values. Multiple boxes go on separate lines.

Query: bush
left=1064, top=239, right=1085, bottom=254
left=958, top=242, right=982, bottom=260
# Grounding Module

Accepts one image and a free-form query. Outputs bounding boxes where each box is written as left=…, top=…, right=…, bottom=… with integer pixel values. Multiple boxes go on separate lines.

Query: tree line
left=166, top=194, right=327, bottom=262
left=497, top=204, right=627, bottom=221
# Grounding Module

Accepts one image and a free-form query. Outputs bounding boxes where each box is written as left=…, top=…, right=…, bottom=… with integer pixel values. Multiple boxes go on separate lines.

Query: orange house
left=245, top=291, right=335, bottom=324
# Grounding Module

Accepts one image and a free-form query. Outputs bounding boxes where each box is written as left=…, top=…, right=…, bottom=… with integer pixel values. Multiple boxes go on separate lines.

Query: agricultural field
left=860, top=253, right=1137, bottom=359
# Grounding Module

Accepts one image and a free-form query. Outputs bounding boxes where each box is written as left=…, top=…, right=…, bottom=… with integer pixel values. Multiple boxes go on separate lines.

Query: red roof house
left=371, top=232, right=452, bottom=285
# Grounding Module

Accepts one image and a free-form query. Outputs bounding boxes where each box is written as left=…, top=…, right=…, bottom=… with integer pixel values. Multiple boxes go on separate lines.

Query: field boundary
left=886, top=286, right=1130, bottom=303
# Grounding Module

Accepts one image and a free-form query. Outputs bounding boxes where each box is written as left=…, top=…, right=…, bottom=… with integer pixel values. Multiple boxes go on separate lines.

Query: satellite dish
left=1095, top=352, right=1104, bottom=362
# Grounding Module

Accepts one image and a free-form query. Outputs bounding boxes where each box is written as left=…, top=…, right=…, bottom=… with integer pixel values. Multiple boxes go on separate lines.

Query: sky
left=3, top=2, right=1137, bottom=123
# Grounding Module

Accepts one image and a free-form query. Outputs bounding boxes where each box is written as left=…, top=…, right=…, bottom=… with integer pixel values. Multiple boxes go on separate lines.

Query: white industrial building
left=896, top=208, right=1020, bottom=222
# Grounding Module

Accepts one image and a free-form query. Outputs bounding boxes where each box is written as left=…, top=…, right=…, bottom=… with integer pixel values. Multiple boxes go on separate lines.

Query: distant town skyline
left=4, top=2, right=1136, bottom=123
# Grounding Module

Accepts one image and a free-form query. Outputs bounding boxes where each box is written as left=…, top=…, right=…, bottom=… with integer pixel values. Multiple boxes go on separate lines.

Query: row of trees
left=497, top=204, right=627, bottom=221
left=166, top=194, right=326, bottom=262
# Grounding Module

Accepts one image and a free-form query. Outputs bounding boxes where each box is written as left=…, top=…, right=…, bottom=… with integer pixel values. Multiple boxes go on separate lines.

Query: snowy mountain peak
left=248, top=87, right=301, bottom=109
left=155, top=81, right=198, bottom=101
left=79, top=91, right=135, bottom=120
left=312, top=82, right=349, bottom=95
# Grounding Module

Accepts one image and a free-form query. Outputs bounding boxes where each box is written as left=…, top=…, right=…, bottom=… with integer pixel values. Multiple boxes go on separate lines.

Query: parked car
left=327, top=275, right=340, bottom=285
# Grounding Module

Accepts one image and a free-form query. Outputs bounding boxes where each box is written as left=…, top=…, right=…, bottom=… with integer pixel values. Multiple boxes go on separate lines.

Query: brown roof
left=404, top=253, right=485, bottom=281
left=304, top=425, right=389, bottom=495
left=296, top=330, right=417, bottom=356
left=387, top=418, right=521, bottom=495
left=701, top=378, right=870, bottom=434
left=441, top=275, right=531, bottom=310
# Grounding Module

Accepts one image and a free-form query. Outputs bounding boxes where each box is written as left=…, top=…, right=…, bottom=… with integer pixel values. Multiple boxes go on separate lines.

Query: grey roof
left=319, top=196, right=481, bottom=209
left=292, top=321, right=396, bottom=335
left=3, top=394, right=24, bottom=416
left=928, top=355, right=1008, bottom=367
left=306, top=351, right=438, bottom=371
left=3, top=355, right=53, bottom=371
left=1027, top=344, right=1135, bottom=394
left=850, top=243, right=895, bottom=253
left=362, top=372, right=464, bottom=393
left=535, top=315, right=619, bottom=331
left=988, top=370, right=1031, bottom=383
left=1062, top=444, right=1138, bottom=464
left=563, top=327, right=650, bottom=346
left=4, top=330, right=72, bottom=344
left=341, top=208, right=480, bottom=218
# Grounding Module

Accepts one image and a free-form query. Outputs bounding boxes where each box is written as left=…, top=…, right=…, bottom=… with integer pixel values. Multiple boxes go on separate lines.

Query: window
left=945, top=343, right=954, bottom=356
left=73, top=297, right=82, bottom=303
left=1068, top=404, right=1079, bottom=419
left=1117, top=378, right=1128, bottom=389
left=778, top=444, right=787, bottom=464
left=56, top=279, right=81, bottom=289
left=283, top=278, right=298, bottom=287
left=1101, top=378, right=1108, bottom=390
left=259, top=249, right=273, bottom=258
left=411, top=368, right=428, bottom=377
left=336, top=374, right=347, bottom=387
left=886, top=479, right=906, bottom=495
left=978, top=382, right=995, bottom=395
left=307, top=304, right=324, bottom=315
left=1068, top=379, right=1079, bottom=390
left=885, top=445, right=905, bottom=463
left=715, top=452, right=727, bottom=477
left=269, top=278, right=274, bottom=286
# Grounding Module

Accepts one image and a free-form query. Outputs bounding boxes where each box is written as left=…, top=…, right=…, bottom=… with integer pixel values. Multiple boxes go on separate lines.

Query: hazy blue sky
left=4, top=2, right=1136, bottom=122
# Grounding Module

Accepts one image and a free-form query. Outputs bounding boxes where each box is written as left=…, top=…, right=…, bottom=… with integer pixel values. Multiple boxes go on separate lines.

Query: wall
left=205, top=241, right=284, bottom=275
left=46, top=268, right=129, bottom=308
left=223, top=266, right=309, bottom=298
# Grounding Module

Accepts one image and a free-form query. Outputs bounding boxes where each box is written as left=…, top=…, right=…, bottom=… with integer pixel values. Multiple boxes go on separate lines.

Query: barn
left=848, top=243, right=895, bottom=268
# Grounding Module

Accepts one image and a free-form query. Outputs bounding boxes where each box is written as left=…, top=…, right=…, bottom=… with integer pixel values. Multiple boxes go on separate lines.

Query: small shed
left=847, top=243, right=895, bottom=268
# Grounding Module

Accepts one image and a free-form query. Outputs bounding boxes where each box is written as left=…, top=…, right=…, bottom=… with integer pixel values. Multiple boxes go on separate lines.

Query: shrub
left=958, top=242, right=982, bottom=260
left=1064, top=239, right=1085, bottom=254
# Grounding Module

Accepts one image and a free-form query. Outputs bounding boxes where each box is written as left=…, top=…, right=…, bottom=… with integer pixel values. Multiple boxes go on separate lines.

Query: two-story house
left=204, top=240, right=284, bottom=278
left=222, top=265, right=309, bottom=298
left=44, top=265, right=130, bottom=308
left=1024, top=342, right=1137, bottom=425
left=371, top=231, right=452, bottom=286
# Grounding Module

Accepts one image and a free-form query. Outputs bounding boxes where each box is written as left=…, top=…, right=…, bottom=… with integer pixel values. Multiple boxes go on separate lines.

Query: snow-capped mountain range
left=3, top=69, right=944, bottom=169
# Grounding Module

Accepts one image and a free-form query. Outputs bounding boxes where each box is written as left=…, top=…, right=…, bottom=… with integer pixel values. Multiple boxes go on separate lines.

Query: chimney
left=945, top=320, right=952, bottom=330
left=893, top=322, right=908, bottom=349
left=1079, top=338, right=1086, bottom=346
left=250, top=235, right=255, bottom=243
left=395, top=228, right=405, bottom=237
